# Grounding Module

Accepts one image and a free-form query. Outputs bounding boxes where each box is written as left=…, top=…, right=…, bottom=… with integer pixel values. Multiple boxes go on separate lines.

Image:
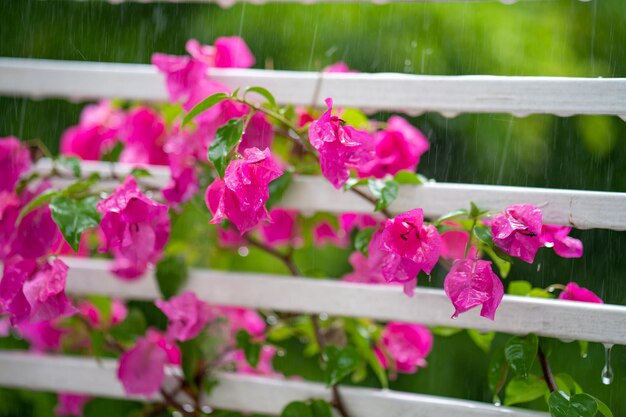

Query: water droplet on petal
left=238, top=246, right=249, bottom=257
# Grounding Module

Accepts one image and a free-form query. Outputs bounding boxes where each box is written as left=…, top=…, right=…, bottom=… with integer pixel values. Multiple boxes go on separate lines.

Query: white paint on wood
left=1, top=58, right=625, bottom=116
left=34, top=159, right=626, bottom=230
left=62, top=257, right=626, bottom=345
left=0, top=352, right=546, bottom=417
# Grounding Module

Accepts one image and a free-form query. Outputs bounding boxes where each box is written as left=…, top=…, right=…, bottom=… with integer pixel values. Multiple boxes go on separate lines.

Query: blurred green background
left=0, top=0, right=625, bottom=416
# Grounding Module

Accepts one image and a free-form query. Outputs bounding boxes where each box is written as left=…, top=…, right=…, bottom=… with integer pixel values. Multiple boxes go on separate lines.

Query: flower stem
left=537, top=346, right=558, bottom=392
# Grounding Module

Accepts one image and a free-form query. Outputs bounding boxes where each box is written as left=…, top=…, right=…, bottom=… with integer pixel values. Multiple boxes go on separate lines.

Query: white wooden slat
left=35, top=159, right=626, bottom=230
left=0, top=352, right=546, bottom=417
left=1, top=58, right=626, bottom=117
left=63, top=257, right=626, bottom=345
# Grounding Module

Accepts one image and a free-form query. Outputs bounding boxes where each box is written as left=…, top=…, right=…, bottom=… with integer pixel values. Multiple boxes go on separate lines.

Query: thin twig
left=537, top=346, right=558, bottom=392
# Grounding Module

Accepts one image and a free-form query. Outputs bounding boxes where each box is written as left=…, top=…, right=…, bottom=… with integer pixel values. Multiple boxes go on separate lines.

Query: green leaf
left=434, top=209, right=469, bottom=225
left=393, top=170, right=423, bottom=185
left=309, top=400, right=333, bottom=417
left=235, top=330, right=261, bottom=367
left=87, top=295, right=112, bottom=325
left=267, top=171, right=293, bottom=209
left=488, top=347, right=509, bottom=399
left=467, top=329, right=495, bottom=353
left=354, top=227, right=376, bottom=255
left=431, top=326, right=463, bottom=337
left=180, top=338, right=200, bottom=384
left=473, top=225, right=494, bottom=246
left=63, top=173, right=101, bottom=197
left=245, top=86, right=277, bottom=108
left=89, top=331, right=106, bottom=358
left=483, top=246, right=512, bottom=278
left=469, top=201, right=481, bottom=219
left=508, top=280, right=532, bottom=296
left=340, top=108, right=369, bottom=129
left=504, top=334, right=538, bottom=379
left=323, top=345, right=362, bottom=386
left=155, top=255, right=188, bottom=299
left=183, top=92, right=229, bottom=127
left=83, top=398, right=143, bottom=417
left=208, top=118, right=245, bottom=177
left=554, top=373, right=583, bottom=396
left=549, top=391, right=598, bottom=417
left=101, top=141, right=124, bottom=163
left=57, top=156, right=81, bottom=177
left=17, top=189, right=59, bottom=222
left=342, top=177, right=369, bottom=191
left=267, top=323, right=295, bottom=342
left=365, top=349, right=388, bottom=388
left=588, top=395, right=614, bottom=417
left=49, top=195, right=101, bottom=251
left=367, top=178, right=399, bottom=212
left=504, top=374, right=549, bottom=405
left=109, top=308, right=147, bottom=343
left=280, top=402, right=312, bottom=417
left=129, top=167, right=151, bottom=179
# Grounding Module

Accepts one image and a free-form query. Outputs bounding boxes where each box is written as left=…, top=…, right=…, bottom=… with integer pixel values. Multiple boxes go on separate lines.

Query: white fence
left=0, top=48, right=625, bottom=416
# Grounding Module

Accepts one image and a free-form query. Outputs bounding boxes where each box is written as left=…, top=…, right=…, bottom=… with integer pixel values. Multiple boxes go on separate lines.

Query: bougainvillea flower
left=378, top=208, right=442, bottom=296
left=239, top=112, right=274, bottom=152
left=206, top=148, right=282, bottom=234
left=491, top=204, right=543, bottom=263
left=119, top=107, right=168, bottom=166
left=117, top=332, right=169, bottom=396
left=214, top=37, right=255, bottom=69
left=309, top=98, right=373, bottom=189
left=558, top=282, right=603, bottom=304
left=342, top=252, right=387, bottom=285
left=97, top=176, right=170, bottom=279
left=156, top=291, right=214, bottom=342
left=152, top=53, right=208, bottom=103
left=231, top=345, right=279, bottom=377
left=219, top=306, right=267, bottom=339
left=79, top=298, right=127, bottom=328
left=60, top=101, right=124, bottom=161
left=8, top=203, right=60, bottom=261
left=260, top=208, right=298, bottom=247
left=440, top=230, right=477, bottom=260
left=55, top=393, right=90, bottom=417
left=17, top=320, right=65, bottom=352
left=339, top=212, right=379, bottom=234
left=375, top=322, right=433, bottom=374
left=443, top=259, right=504, bottom=320
left=0, top=257, right=37, bottom=324
left=313, top=221, right=348, bottom=247
left=358, top=116, right=429, bottom=179
left=540, top=224, right=583, bottom=258
left=323, top=62, right=354, bottom=73
left=21, top=258, right=76, bottom=323
left=0, top=137, right=32, bottom=192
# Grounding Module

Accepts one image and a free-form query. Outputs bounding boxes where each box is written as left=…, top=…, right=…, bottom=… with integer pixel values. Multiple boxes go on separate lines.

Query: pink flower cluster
left=97, top=176, right=170, bottom=279
left=0, top=138, right=77, bottom=326
left=375, top=322, right=433, bottom=375
left=117, top=291, right=277, bottom=396
left=206, top=148, right=282, bottom=234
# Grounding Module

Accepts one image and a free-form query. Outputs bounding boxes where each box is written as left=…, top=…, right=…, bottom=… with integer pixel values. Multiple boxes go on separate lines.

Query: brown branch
left=537, top=346, right=558, bottom=392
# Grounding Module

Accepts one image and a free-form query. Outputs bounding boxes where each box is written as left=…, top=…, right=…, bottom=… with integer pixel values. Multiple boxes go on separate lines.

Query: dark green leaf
left=245, top=86, right=277, bottom=108
left=280, top=402, right=312, bottom=417
left=83, top=398, right=143, bottom=417
left=89, top=331, right=105, bottom=358
left=17, top=189, right=59, bottom=222
left=549, top=392, right=598, bottom=417
left=488, top=347, right=508, bottom=398
left=354, top=227, right=376, bottom=255
left=155, top=255, right=188, bottom=299
left=109, top=308, right=147, bottom=343
left=470, top=201, right=481, bottom=218
left=309, top=400, right=333, bottom=417
left=57, top=156, right=81, bottom=177
left=208, top=118, right=245, bottom=177
left=504, top=334, right=538, bottom=379
left=267, top=171, right=293, bottom=209
left=235, top=330, right=261, bottom=367
left=183, top=92, right=229, bottom=127
left=367, top=179, right=399, bottom=212
left=393, top=170, right=423, bottom=185
left=180, top=338, right=200, bottom=384
left=588, top=395, right=614, bottom=417
left=504, top=374, right=549, bottom=405
left=49, top=195, right=101, bottom=251
left=101, top=141, right=124, bottom=163
left=323, top=345, right=362, bottom=386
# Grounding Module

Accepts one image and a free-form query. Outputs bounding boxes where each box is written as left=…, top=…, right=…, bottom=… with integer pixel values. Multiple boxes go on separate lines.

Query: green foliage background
left=0, top=0, right=624, bottom=416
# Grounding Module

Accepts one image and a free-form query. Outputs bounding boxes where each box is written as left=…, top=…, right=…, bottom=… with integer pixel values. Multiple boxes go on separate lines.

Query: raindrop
left=200, top=405, right=212, bottom=414
left=451, top=313, right=458, bottom=320
left=601, top=343, right=614, bottom=385
left=172, top=412, right=183, bottom=417
left=182, top=404, right=195, bottom=413
left=238, top=246, right=249, bottom=257
left=276, top=349, right=285, bottom=357
left=537, top=263, right=541, bottom=272
left=493, top=400, right=502, bottom=407
left=544, top=242, right=554, bottom=248
left=266, top=315, right=278, bottom=325
left=411, top=41, right=418, bottom=49
left=319, top=312, right=329, bottom=320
